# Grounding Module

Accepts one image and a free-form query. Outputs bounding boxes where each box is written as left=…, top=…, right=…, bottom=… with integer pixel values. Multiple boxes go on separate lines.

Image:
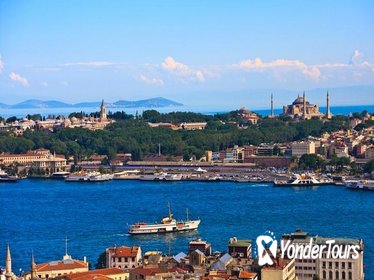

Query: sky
left=0, top=0, right=374, bottom=108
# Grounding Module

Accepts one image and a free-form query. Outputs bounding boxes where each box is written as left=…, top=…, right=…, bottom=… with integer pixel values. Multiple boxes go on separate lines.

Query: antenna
left=158, top=143, right=161, bottom=156
left=65, top=237, right=68, bottom=256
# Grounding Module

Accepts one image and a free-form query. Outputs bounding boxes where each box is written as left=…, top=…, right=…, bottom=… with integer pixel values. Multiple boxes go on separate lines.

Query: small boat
left=87, top=173, right=114, bottom=182
left=345, top=180, right=374, bottom=191
left=65, top=172, right=113, bottom=182
left=274, top=173, right=334, bottom=187
left=139, top=172, right=168, bottom=181
left=0, top=169, right=18, bottom=183
left=164, top=173, right=183, bottom=181
left=50, top=171, right=70, bottom=179
left=128, top=204, right=200, bottom=235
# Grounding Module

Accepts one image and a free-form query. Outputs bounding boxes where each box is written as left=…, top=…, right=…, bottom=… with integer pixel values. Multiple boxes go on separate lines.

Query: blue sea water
left=1, top=105, right=373, bottom=118
left=0, top=180, right=373, bottom=277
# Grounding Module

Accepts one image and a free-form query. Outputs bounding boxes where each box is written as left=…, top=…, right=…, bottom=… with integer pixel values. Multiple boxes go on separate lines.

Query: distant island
left=0, top=97, right=183, bottom=109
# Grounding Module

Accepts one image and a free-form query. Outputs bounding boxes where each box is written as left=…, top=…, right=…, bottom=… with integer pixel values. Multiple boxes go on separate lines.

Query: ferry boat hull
left=274, top=173, right=334, bottom=187
left=0, top=177, right=18, bottom=183
left=129, top=219, right=200, bottom=235
left=128, top=204, right=200, bottom=235
left=0, top=170, right=18, bottom=183
left=274, top=181, right=332, bottom=187
left=345, top=180, right=374, bottom=191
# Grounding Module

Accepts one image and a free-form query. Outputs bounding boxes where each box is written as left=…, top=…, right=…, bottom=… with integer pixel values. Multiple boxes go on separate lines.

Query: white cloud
left=236, top=58, right=321, bottom=80
left=350, top=50, right=363, bottom=65
left=139, top=75, right=164, bottom=86
left=161, top=56, right=205, bottom=82
left=9, top=72, right=29, bottom=87
left=196, top=70, right=205, bottom=82
left=41, top=81, right=48, bottom=87
left=161, top=56, right=190, bottom=73
left=0, top=55, right=4, bottom=73
left=61, top=81, right=69, bottom=86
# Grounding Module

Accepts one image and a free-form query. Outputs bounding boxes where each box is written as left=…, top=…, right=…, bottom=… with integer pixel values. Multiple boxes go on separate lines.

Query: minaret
left=30, top=253, right=37, bottom=280
left=270, top=93, right=274, bottom=118
left=303, top=91, right=307, bottom=119
left=100, top=99, right=107, bottom=121
left=5, top=244, right=13, bottom=280
left=325, top=91, right=332, bottom=119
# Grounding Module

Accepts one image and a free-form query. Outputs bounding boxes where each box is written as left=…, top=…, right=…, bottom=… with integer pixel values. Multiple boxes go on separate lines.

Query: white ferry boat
left=128, top=205, right=200, bottom=235
left=345, top=180, right=374, bottom=191
left=139, top=172, right=168, bottom=181
left=65, top=172, right=113, bottom=182
left=0, top=169, right=18, bottom=183
left=274, top=173, right=334, bottom=187
left=88, top=173, right=114, bottom=182
left=51, top=171, right=70, bottom=179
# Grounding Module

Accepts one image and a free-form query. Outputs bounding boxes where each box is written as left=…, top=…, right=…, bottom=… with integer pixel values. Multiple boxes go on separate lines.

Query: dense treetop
left=0, top=109, right=366, bottom=162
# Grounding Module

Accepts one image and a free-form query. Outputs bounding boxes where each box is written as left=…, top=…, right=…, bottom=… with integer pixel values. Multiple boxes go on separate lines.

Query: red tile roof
left=130, top=267, right=187, bottom=277
left=62, top=268, right=125, bottom=280
left=107, top=246, right=139, bottom=258
left=35, top=259, right=88, bottom=272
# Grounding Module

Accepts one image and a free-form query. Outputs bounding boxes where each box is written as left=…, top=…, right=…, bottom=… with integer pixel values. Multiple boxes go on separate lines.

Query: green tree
left=298, top=154, right=325, bottom=170
left=364, top=159, right=374, bottom=174
left=95, top=251, right=107, bottom=269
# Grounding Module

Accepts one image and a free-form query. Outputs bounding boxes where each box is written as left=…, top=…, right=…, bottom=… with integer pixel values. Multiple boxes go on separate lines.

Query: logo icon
left=256, top=232, right=278, bottom=266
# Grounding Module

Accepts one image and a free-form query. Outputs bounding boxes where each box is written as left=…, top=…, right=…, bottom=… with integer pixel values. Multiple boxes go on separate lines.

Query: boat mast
left=186, top=208, right=189, bottom=221
left=168, top=202, right=172, bottom=219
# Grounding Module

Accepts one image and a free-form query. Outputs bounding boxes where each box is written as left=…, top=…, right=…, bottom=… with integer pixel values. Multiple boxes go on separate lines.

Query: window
left=336, top=271, right=339, bottom=279
left=329, top=271, right=333, bottom=279
left=335, top=262, right=339, bottom=268
left=349, top=271, right=352, bottom=280
left=322, top=271, right=326, bottom=279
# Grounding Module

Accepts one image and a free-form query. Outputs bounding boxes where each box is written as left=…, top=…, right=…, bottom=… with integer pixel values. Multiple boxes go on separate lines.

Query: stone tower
left=270, top=93, right=274, bottom=118
left=5, top=244, right=13, bottom=280
left=303, top=91, right=307, bottom=119
left=325, top=91, right=332, bottom=119
left=100, top=99, right=107, bottom=121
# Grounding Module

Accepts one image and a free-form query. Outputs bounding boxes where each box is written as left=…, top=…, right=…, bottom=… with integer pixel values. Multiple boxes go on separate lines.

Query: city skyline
left=1, top=1, right=374, bottom=106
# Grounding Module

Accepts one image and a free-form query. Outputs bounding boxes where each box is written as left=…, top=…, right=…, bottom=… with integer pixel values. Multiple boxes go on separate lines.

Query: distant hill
left=0, top=103, right=10, bottom=109
left=114, top=97, right=183, bottom=108
left=3, top=97, right=183, bottom=109
left=11, top=99, right=72, bottom=109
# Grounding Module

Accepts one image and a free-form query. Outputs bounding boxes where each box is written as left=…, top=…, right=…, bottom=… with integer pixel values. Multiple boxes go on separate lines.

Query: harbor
left=0, top=178, right=372, bottom=278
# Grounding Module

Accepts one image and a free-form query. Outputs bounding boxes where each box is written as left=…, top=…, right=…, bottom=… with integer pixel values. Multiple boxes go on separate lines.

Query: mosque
left=280, top=91, right=332, bottom=120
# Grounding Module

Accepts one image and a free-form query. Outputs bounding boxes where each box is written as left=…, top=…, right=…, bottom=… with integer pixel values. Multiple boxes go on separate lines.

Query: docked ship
left=50, top=171, right=70, bottom=179
left=139, top=172, right=183, bottom=181
left=274, top=173, right=334, bottom=187
left=128, top=205, right=200, bottom=235
left=0, top=169, right=18, bottom=183
left=65, top=171, right=114, bottom=182
left=139, top=172, right=167, bottom=181
left=345, top=180, right=374, bottom=191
